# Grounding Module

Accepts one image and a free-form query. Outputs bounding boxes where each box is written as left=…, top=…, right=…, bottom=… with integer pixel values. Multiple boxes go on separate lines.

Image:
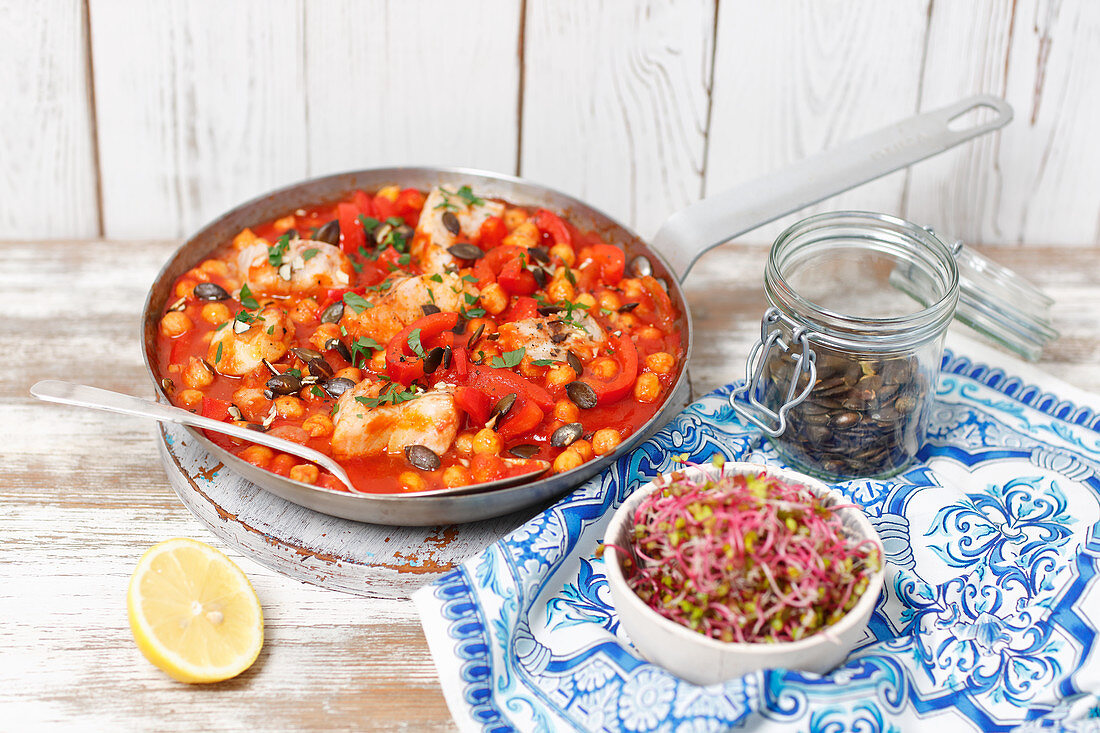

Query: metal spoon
left=29, top=380, right=551, bottom=496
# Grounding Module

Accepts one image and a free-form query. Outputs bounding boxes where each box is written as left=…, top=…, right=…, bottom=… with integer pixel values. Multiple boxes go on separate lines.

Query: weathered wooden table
left=3, top=240, right=1097, bottom=730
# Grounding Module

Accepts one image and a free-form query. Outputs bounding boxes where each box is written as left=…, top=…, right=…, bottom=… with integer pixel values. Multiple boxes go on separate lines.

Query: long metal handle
left=30, top=379, right=354, bottom=490
left=654, top=95, right=1014, bottom=281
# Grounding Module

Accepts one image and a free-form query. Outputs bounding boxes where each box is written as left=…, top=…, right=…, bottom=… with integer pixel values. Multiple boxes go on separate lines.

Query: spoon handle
left=30, top=380, right=353, bottom=490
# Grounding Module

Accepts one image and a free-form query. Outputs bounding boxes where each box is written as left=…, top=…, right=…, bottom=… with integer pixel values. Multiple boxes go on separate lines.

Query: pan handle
left=652, top=95, right=1013, bottom=281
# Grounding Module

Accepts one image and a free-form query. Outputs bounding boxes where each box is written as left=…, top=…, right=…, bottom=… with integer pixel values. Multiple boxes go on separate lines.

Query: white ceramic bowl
left=603, top=461, right=885, bottom=686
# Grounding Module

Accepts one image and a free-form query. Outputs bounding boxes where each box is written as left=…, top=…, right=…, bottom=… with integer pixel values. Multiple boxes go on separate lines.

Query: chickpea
left=549, top=243, right=576, bottom=267
left=231, top=386, right=269, bottom=422
left=177, top=389, right=204, bottom=411
left=160, top=311, right=193, bottom=339
left=443, top=465, right=472, bottom=488
left=553, top=448, right=584, bottom=474
left=502, top=207, right=528, bottom=231
left=475, top=343, right=501, bottom=363
left=272, top=215, right=296, bottom=232
left=546, top=278, right=575, bottom=303
left=290, top=297, right=320, bottom=324
left=232, top=227, right=259, bottom=248
left=369, top=350, right=386, bottom=371
left=454, top=431, right=476, bottom=455
left=575, top=292, right=596, bottom=309
left=598, top=291, right=622, bottom=310
left=592, top=428, right=622, bottom=456
left=502, top=221, right=539, bottom=249
left=553, top=399, right=580, bottom=423
left=472, top=428, right=503, bottom=456
left=199, top=259, right=229, bottom=277
left=645, top=352, right=674, bottom=374
left=636, top=326, right=663, bottom=342
left=174, top=279, right=197, bottom=299
left=617, top=312, right=639, bottom=329
left=480, top=283, right=508, bottom=316
left=519, top=358, right=546, bottom=379
left=376, top=185, right=400, bottom=202
left=470, top=453, right=504, bottom=483
left=572, top=439, right=595, bottom=461
left=545, top=365, right=577, bottom=391
left=289, top=464, right=320, bottom=484
left=398, top=471, right=427, bottom=492
left=238, top=445, right=274, bottom=469
left=182, top=357, right=215, bottom=389
left=589, top=357, right=619, bottom=380
left=275, top=395, right=306, bottom=419
left=466, top=317, right=496, bottom=341
left=335, top=367, right=362, bottom=381
left=309, top=323, right=341, bottom=352
left=270, top=453, right=296, bottom=477
left=302, top=413, right=334, bottom=438
left=620, top=278, right=644, bottom=299
left=634, top=372, right=661, bottom=403
left=200, top=302, right=231, bottom=325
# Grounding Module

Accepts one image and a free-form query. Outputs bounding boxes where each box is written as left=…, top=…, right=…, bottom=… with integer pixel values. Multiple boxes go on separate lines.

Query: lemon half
left=127, top=538, right=264, bottom=683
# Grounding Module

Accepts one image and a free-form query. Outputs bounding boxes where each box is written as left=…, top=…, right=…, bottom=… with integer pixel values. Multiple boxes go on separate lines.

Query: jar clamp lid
left=731, top=211, right=1058, bottom=439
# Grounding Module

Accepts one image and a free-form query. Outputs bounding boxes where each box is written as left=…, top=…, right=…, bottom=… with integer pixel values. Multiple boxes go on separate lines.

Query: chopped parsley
left=460, top=306, right=486, bottom=320
left=428, top=273, right=444, bottom=283
left=564, top=268, right=577, bottom=286
left=532, top=358, right=557, bottom=366
left=239, top=283, right=259, bottom=309
left=461, top=274, right=479, bottom=284
left=302, top=247, right=320, bottom=261
left=385, top=216, right=404, bottom=228
left=397, top=252, right=411, bottom=266
left=407, top=328, right=426, bottom=358
left=214, top=342, right=223, bottom=363
left=463, top=292, right=478, bottom=305
left=267, top=234, right=290, bottom=266
left=350, top=336, right=381, bottom=367
left=343, top=292, right=373, bottom=313
left=456, top=185, right=484, bottom=207
left=310, top=386, right=325, bottom=398
left=491, top=347, right=526, bottom=369
left=434, top=185, right=485, bottom=211
left=355, top=383, right=421, bottom=409
left=358, top=215, right=381, bottom=233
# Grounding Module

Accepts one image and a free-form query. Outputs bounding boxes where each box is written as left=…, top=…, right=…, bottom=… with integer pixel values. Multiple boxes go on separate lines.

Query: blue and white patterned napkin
left=414, top=338, right=1100, bottom=732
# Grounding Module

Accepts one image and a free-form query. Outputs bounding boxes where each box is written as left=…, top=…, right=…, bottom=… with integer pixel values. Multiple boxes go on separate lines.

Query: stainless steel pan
left=142, top=95, right=1011, bottom=525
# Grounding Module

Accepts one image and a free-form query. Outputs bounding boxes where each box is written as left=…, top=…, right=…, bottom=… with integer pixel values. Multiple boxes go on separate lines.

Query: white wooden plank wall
left=0, top=0, right=99, bottom=238
left=2, top=0, right=1098, bottom=245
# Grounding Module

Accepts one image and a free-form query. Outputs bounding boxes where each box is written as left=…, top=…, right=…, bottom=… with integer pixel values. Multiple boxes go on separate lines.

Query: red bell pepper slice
left=504, top=296, right=538, bottom=321
left=454, top=385, right=492, bottom=425
left=373, top=194, right=398, bottom=221
left=386, top=312, right=461, bottom=384
left=337, top=202, right=366, bottom=255
left=466, top=364, right=554, bottom=411
left=581, top=333, right=638, bottom=405
left=478, top=216, right=507, bottom=251
left=589, top=243, right=625, bottom=285
left=201, top=396, right=230, bottom=420
left=534, top=209, right=572, bottom=248
left=352, top=190, right=374, bottom=217
left=496, top=395, right=544, bottom=441
left=641, top=275, right=676, bottom=325
left=473, top=245, right=527, bottom=288
left=498, top=257, right=538, bottom=295
left=396, top=188, right=426, bottom=227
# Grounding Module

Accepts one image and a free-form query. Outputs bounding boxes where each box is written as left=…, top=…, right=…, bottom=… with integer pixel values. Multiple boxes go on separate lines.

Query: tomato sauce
left=154, top=185, right=684, bottom=494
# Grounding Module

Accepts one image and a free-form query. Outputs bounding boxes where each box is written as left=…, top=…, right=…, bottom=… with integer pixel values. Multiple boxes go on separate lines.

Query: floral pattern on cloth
left=414, top=344, right=1100, bottom=732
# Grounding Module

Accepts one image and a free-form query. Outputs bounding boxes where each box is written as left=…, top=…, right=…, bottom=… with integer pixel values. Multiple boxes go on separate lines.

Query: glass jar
left=731, top=212, right=960, bottom=480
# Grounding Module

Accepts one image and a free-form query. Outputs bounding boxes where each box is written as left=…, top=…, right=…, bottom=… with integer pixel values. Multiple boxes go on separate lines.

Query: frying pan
left=142, top=95, right=1011, bottom=525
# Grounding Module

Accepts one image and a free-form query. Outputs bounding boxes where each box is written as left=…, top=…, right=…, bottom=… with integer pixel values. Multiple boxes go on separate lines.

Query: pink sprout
left=618, top=467, right=880, bottom=644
